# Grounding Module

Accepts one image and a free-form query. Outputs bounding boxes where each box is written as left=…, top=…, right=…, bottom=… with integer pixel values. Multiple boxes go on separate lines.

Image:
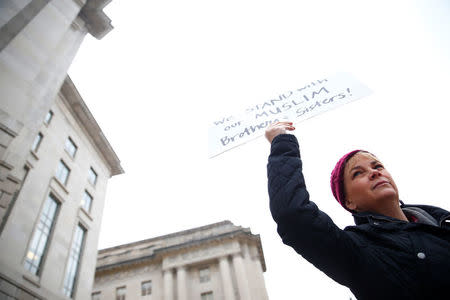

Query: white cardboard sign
left=208, top=73, right=372, bottom=158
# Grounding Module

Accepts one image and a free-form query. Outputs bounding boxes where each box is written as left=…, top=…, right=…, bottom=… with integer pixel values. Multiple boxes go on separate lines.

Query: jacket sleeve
left=267, top=134, right=360, bottom=286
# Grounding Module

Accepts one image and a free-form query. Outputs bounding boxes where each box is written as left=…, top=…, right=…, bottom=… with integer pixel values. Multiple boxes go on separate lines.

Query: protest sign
left=208, top=73, right=372, bottom=158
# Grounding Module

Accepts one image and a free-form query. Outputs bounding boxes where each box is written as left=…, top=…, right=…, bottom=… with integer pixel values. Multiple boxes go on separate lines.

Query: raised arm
left=266, top=123, right=362, bottom=286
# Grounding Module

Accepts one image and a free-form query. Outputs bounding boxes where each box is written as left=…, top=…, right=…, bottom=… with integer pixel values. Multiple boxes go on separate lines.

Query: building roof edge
left=96, top=229, right=266, bottom=273
left=98, top=221, right=234, bottom=253
left=60, top=75, right=124, bottom=176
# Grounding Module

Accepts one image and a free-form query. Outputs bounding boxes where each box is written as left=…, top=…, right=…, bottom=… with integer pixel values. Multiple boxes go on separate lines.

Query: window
left=44, top=110, right=53, bottom=125
left=88, top=167, right=97, bottom=186
left=24, top=194, right=59, bottom=275
left=141, top=281, right=152, bottom=296
left=81, top=191, right=93, bottom=213
left=65, top=137, right=78, bottom=158
left=116, top=286, right=126, bottom=300
left=199, top=267, right=210, bottom=283
left=92, top=292, right=101, bottom=300
left=63, top=225, right=86, bottom=298
left=201, top=292, right=213, bottom=300
left=56, top=160, right=70, bottom=185
left=31, top=132, right=43, bottom=152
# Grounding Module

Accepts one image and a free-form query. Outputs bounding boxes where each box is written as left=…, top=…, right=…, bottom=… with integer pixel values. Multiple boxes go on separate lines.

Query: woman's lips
left=373, top=180, right=389, bottom=189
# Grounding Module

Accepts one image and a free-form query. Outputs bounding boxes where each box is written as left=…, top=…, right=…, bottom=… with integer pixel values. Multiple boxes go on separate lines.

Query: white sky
left=69, top=0, right=450, bottom=298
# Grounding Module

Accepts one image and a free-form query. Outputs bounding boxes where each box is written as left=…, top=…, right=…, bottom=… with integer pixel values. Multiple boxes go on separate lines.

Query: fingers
left=268, top=121, right=293, bottom=128
left=265, top=121, right=296, bottom=143
left=273, top=121, right=293, bottom=126
left=270, top=121, right=295, bottom=130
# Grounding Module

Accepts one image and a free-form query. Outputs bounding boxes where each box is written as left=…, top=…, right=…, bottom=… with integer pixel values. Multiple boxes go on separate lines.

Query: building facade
left=93, top=221, right=269, bottom=300
left=0, top=0, right=113, bottom=231
left=0, top=1, right=122, bottom=299
left=0, top=76, right=123, bottom=299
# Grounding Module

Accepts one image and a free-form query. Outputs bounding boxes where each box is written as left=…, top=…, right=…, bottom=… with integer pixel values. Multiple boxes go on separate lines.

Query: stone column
left=242, top=244, right=253, bottom=271
left=232, top=253, right=251, bottom=300
left=242, top=244, right=257, bottom=297
left=176, top=266, right=188, bottom=300
left=219, top=256, right=236, bottom=300
left=253, top=257, right=269, bottom=300
left=163, top=269, right=174, bottom=300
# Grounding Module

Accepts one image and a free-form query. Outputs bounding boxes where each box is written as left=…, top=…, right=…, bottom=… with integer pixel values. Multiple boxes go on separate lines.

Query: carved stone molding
left=79, top=0, right=113, bottom=39
left=95, top=261, right=158, bottom=285
left=95, top=222, right=266, bottom=274
left=162, top=240, right=239, bottom=270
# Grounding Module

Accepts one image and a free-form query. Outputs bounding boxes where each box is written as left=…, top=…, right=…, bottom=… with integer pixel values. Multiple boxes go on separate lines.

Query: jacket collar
left=352, top=211, right=399, bottom=225
left=352, top=201, right=450, bottom=226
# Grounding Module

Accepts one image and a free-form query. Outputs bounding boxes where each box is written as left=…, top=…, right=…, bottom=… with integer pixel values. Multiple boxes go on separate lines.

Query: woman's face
left=343, top=152, right=399, bottom=212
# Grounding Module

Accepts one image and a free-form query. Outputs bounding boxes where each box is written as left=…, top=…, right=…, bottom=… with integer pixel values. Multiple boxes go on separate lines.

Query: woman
left=266, top=121, right=450, bottom=300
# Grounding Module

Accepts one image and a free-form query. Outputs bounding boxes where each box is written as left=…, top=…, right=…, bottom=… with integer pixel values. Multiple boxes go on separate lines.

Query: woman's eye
left=352, top=171, right=361, bottom=178
left=375, top=164, right=384, bottom=169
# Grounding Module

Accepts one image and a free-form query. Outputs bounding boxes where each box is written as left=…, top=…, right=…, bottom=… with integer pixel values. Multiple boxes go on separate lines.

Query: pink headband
left=330, top=150, right=365, bottom=211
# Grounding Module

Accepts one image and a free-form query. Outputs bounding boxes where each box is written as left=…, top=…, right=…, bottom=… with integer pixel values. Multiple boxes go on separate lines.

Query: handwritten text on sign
left=208, top=73, right=372, bottom=158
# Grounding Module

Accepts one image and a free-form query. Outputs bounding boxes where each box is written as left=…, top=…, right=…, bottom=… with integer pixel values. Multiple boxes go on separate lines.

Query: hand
left=265, top=121, right=295, bottom=143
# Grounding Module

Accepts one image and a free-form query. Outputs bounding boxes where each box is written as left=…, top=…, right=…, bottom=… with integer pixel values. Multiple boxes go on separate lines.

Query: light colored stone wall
left=0, top=91, right=115, bottom=299
left=0, top=0, right=114, bottom=226
left=93, top=222, right=269, bottom=300
left=96, top=222, right=242, bottom=269
left=0, top=1, right=117, bottom=299
left=244, top=244, right=269, bottom=300
left=94, top=262, right=164, bottom=300
left=0, top=0, right=33, bottom=28
left=187, top=262, right=224, bottom=300
left=0, top=0, right=88, bottom=230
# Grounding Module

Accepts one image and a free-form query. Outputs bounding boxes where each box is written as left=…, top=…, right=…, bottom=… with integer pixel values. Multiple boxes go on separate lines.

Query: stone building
left=0, top=1, right=122, bottom=299
left=0, top=75, right=123, bottom=299
left=93, top=221, right=269, bottom=300
left=0, top=0, right=113, bottom=229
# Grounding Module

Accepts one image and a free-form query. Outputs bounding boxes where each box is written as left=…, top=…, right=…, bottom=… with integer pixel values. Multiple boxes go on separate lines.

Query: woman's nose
left=369, top=169, right=381, bottom=179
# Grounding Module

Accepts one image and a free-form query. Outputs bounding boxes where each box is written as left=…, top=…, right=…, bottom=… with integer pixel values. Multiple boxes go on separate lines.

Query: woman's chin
left=375, top=189, right=399, bottom=204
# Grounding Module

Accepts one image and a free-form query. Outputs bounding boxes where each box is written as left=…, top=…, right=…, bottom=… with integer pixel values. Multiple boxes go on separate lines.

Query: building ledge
left=80, top=0, right=113, bottom=39
left=30, top=150, right=39, bottom=161
left=96, top=226, right=267, bottom=273
left=52, top=177, right=69, bottom=195
left=59, top=76, right=124, bottom=176
left=22, top=274, right=40, bottom=288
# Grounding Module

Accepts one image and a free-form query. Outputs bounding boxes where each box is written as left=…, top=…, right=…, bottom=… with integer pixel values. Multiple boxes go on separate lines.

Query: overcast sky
left=69, top=0, right=450, bottom=298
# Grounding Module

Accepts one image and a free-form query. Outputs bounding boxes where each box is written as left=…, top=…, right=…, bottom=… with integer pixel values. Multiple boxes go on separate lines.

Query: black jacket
left=267, top=134, right=450, bottom=300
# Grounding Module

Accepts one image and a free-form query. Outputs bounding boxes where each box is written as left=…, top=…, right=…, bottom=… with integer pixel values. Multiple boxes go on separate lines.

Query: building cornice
left=98, top=221, right=234, bottom=254
left=252, top=233, right=267, bottom=272
left=59, top=75, right=124, bottom=176
left=80, top=0, right=113, bottom=39
left=95, top=224, right=266, bottom=273
left=152, top=229, right=252, bottom=255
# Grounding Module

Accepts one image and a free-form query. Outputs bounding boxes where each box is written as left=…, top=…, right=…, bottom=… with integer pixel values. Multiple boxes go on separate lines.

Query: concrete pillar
left=253, top=258, right=269, bottom=300
left=219, top=256, right=236, bottom=300
left=232, top=253, right=251, bottom=300
left=242, top=244, right=252, bottom=269
left=242, top=244, right=257, bottom=297
left=176, top=266, right=188, bottom=300
left=163, top=269, right=174, bottom=300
